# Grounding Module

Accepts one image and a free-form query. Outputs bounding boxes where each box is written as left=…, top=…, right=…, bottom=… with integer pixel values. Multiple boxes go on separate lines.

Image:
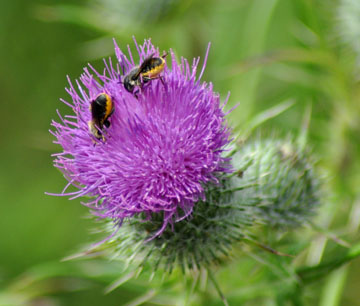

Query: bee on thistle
left=87, top=93, right=114, bottom=142
left=123, top=52, right=168, bottom=94
left=51, top=38, right=232, bottom=240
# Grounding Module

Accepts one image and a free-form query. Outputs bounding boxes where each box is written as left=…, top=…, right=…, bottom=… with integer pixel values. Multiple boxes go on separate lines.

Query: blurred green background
left=1, top=0, right=360, bottom=305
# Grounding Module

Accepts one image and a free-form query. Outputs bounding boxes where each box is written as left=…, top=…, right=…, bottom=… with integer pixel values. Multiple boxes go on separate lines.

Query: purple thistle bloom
left=50, top=38, right=232, bottom=237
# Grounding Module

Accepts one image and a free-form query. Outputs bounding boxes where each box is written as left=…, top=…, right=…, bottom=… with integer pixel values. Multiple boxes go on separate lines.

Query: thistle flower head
left=50, top=38, right=232, bottom=236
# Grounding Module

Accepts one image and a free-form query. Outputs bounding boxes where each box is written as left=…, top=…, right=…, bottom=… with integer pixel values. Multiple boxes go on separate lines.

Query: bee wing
left=137, top=53, right=155, bottom=75
left=131, top=68, right=143, bottom=80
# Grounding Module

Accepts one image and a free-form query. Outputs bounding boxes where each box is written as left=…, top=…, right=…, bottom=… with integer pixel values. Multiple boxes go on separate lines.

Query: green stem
left=297, top=242, right=360, bottom=282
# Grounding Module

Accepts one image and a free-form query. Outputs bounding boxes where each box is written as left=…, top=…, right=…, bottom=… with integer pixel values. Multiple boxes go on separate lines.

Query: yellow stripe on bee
left=104, top=94, right=113, bottom=119
left=142, top=60, right=165, bottom=79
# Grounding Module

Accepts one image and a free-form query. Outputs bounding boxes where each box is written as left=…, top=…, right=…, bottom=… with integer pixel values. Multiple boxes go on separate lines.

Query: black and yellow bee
left=123, top=52, right=168, bottom=93
left=88, top=93, right=114, bottom=141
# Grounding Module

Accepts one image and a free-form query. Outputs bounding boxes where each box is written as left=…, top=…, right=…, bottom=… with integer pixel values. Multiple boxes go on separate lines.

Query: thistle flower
left=50, top=38, right=232, bottom=237
left=232, top=138, right=320, bottom=229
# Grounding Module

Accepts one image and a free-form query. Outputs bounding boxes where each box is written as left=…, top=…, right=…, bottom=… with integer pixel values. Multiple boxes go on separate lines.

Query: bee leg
left=91, top=138, right=98, bottom=146
left=133, top=87, right=141, bottom=99
left=104, top=119, right=111, bottom=128
left=100, top=128, right=108, bottom=142
left=95, top=127, right=105, bottom=143
left=159, top=76, right=165, bottom=87
left=146, top=76, right=165, bottom=87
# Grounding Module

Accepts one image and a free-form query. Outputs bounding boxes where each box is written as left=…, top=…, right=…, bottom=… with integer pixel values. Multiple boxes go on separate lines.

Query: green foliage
left=2, top=0, right=360, bottom=305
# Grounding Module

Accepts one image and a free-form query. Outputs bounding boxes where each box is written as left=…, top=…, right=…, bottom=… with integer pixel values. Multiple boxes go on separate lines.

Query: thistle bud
left=232, top=138, right=321, bottom=229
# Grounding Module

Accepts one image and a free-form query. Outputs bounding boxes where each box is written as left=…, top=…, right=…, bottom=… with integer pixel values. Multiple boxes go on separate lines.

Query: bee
left=123, top=52, right=168, bottom=93
left=87, top=93, right=114, bottom=141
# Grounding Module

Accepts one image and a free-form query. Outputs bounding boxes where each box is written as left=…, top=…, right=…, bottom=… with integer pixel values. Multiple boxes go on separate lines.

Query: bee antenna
left=162, top=51, right=169, bottom=58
